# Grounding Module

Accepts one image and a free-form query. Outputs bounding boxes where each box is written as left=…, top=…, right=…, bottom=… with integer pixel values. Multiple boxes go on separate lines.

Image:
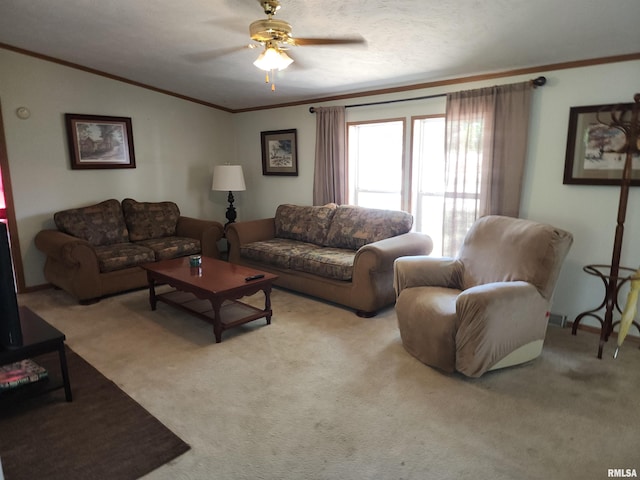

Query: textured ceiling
left=1, top=0, right=639, bottom=111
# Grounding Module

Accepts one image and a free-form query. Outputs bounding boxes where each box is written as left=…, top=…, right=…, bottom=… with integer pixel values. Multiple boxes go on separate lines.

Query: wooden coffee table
left=142, top=257, right=278, bottom=343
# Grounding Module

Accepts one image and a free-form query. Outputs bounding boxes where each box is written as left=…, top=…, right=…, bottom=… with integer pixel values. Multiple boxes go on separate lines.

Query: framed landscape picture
left=65, top=114, right=136, bottom=170
left=563, top=103, right=640, bottom=186
left=260, top=129, right=298, bottom=176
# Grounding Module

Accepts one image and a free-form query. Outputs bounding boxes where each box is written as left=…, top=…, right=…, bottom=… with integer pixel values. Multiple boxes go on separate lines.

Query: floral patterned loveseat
left=226, top=204, right=433, bottom=316
left=35, top=198, right=223, bottom=303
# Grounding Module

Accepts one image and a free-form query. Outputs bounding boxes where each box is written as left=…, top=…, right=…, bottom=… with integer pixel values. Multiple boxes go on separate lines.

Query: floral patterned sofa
left=226, top=204, right=433, bottom=316
left=35, top=198, right=223, bottom=303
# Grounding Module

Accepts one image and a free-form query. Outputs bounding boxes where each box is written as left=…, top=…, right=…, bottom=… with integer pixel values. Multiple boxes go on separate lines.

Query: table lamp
left=212, top=165, right=246, bottom=229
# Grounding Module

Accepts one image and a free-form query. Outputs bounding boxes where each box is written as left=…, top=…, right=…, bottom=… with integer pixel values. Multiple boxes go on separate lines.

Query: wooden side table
left=571, top=264, right=639, bottom=358
left=0, top=306, right=72, bottom=403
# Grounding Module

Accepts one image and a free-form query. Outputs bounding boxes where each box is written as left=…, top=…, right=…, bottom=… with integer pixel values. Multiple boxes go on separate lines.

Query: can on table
left=189, top=255, right=202, bottom=267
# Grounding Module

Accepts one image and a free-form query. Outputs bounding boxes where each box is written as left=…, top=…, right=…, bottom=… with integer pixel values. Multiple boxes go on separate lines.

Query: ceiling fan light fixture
left=253, top=46, right=293, bottom=72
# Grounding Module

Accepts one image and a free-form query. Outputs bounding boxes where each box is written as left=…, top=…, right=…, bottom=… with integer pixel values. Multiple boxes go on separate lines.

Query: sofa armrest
left=226, top=218, right=276, bottom=263
left=455, top=281, right=549, bottom=377
left=393, top=254, right=462, bottom=295
left=34, top=229, right=96, bottom=267
left=35, top=229, right=103, bottom=300
left=176, top=216, right=224, bottom=259
left=349, top=232, right=433, bottom=309
left=358, top=232, right=433, bottom=271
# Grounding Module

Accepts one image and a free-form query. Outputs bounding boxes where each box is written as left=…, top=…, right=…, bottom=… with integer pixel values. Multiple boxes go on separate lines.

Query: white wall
left=230, top=105, right=317, bottom=220
left=232, top=60, right=640, bottom=335
left=0, top=48, right=234, bottom=287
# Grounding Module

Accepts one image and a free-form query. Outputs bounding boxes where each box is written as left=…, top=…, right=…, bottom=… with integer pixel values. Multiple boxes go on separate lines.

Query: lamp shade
left=212, top=165, right=246, bottom=192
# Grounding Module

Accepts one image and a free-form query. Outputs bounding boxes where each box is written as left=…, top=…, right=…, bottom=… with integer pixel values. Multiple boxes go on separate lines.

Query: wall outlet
left=549, top=312, right=567, bottom=328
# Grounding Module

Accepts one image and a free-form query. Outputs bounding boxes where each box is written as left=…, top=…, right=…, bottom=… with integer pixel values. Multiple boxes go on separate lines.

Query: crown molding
left=2, top=42, right=638, bottom=114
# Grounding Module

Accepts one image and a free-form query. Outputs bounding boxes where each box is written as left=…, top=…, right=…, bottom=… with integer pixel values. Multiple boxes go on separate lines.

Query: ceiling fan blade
left=185, top=45, right=255, bottom=63
left=292, top=36, right=366, bottom=47
left=203, top=17, right=248, bottom=35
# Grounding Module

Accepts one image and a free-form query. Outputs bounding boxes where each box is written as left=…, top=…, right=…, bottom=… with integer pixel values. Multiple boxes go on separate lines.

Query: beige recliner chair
left=393, top=215, right=573, bottom=377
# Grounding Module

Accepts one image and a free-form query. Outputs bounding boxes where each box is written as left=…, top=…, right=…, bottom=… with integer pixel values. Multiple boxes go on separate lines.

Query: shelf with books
left=0, top=306, right=72, bottom=404
left=0, top=359, right=49, bottom=391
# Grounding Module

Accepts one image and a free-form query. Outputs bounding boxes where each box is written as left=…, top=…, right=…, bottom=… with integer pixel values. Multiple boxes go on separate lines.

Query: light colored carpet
left=18, top=286, right=640, bottom=480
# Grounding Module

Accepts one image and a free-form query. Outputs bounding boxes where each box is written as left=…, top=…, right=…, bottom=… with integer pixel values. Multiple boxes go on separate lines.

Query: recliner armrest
left=393, top=256, right=462, bottom=296
left=455, top=281, right=549, bottom=377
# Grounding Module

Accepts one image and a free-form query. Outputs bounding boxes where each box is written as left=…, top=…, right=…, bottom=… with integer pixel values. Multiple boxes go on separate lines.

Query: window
left=347, top=116, right=450, bottom=254
left=441, top=114, right=484, bottom=255
left=411, top=116, right=446, bottom=255
left=347, top=119, right=405, bottom=211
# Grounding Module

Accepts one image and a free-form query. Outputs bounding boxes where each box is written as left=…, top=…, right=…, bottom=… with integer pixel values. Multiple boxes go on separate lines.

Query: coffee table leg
left=58, top=342, right=73, bottom=402
left=264, top=286, right=273, bottom=325
left=148, top=275, right=157, bottom=311
left=210, top=299, right=223, bottom=343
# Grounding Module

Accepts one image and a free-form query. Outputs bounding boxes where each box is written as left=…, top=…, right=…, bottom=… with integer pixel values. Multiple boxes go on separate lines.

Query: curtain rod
left=309, top=76, right=547, bottom=113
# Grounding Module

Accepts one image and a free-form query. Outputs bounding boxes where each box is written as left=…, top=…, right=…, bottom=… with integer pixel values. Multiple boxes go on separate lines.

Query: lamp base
left=224, top=191, right=237, bottom=229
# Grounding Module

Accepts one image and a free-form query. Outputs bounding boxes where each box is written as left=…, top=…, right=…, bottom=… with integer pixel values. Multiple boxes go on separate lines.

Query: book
left=0, top=359, right=49, bottom=391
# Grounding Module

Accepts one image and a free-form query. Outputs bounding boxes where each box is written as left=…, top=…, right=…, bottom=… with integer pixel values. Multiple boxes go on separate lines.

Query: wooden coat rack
left=572, top=93, right=640, bottom=358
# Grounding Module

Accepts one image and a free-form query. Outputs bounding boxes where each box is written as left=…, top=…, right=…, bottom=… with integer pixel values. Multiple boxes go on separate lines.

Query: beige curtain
left=313, top=106, right=346, bottom=205
left=443, top=81, right=533, bottom=255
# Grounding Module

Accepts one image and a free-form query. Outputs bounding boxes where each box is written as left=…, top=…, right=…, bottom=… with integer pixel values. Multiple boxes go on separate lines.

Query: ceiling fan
left=248, top=0, right=366, bottom=90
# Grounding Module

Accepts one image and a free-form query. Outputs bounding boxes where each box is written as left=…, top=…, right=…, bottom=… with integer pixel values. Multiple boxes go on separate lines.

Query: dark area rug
left=0, top=346, right=190, bottom=480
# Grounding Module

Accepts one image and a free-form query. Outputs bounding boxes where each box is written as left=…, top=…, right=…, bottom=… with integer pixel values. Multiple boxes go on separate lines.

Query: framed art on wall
left=260, top=129, right=298, bottom=176
left=65, top=114, right=136, bottom=170
left=563, top=103, right=640, bottom=186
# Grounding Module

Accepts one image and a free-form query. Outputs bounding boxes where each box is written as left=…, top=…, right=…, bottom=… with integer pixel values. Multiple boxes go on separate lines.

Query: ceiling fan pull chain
left=261, top=70, right=276, bottom=91
left=267, top=69, right=276, bottom=91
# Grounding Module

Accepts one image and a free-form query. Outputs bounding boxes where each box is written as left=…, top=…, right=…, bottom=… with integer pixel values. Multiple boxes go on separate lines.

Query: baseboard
left=19, top=283, right=53, bottom=294
left=568, top=322, right=640, bottom=344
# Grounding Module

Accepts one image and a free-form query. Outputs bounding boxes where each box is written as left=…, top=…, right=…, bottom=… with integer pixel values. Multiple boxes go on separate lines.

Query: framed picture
left=65, top=114, right=136, bottom=169
left=563, top=103, right=640, bottom=186
left=260, top=129, right=298, bottom=176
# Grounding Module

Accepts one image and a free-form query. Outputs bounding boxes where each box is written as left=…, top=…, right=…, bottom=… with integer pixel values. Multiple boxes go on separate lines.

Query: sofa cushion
left=94, top=243, right=156, bottom=273
left=240, top=238, right=320, bottom=269
left=54, top=199, right=129, bottom=247
left=135, top=236, right=201, bottom=260
left=290, top=247, right=356, bottom=281
left=324, top=206, right=413, bottom=250
left=122, top=198, right=180, bottom=242
left=274, top=203, right=337, bottom=246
